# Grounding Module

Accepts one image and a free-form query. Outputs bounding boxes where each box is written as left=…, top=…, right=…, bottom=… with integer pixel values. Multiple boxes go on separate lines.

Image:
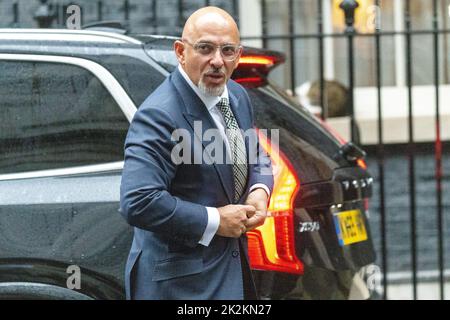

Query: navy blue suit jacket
left=120, top=68, right=274, bottom=300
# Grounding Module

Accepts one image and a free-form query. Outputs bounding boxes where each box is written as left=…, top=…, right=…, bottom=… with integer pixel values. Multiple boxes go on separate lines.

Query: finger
left=246, top=210, right=256, bottom=218
left=244, top=222, right=257, bottom=232
left=236, top=225, right=245, bottom=237
left=238, top=205, right=256, bottom=219
left=246, top=214, right=265, bottom=229
left=241, top=205, right=256, bottom=214
left=241, top=204, right=256, bottom=210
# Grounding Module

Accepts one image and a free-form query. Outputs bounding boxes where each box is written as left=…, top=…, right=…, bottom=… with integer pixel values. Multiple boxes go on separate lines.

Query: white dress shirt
left=178, top=65, right=270, bottom=246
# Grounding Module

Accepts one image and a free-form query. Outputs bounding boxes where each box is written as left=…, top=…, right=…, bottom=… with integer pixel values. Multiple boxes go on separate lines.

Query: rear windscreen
left=249, top=85, right=350, bottom=182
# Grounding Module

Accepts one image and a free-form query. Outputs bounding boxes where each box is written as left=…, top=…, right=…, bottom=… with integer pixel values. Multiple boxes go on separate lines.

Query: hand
left=244, top=188, right=269, bottom=231
left=216, top=204, right=256, bottom=238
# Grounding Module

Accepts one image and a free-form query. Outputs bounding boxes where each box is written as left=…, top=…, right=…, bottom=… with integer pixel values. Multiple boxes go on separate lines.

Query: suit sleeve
left=120, top=105, right=208, bottom=248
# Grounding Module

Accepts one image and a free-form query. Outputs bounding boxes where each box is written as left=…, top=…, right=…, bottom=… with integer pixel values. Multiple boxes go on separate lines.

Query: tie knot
left=217, top=97, right=229, bottom=106
left=216, top=97, right=230, bottom=114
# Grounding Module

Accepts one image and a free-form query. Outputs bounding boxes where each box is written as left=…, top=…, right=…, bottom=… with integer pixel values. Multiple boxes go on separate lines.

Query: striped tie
left=216, top=98, right=248, bottom=202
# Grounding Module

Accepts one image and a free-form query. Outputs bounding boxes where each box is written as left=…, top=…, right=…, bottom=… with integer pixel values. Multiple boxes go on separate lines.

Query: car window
left=0, top=61, right=130, bottom=174
left=94, top=55, right=166, bottom=107
left=144, top=47, right=178, bottom=73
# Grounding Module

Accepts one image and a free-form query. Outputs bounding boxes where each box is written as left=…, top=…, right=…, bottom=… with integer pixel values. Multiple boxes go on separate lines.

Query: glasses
left=182, top=40, right=242, bottom=61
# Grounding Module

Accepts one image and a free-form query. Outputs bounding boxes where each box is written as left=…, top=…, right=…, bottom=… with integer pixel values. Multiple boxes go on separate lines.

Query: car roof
left=0, top=28, right=145, bottom=47
left=0, top=29, right=279, bottom=57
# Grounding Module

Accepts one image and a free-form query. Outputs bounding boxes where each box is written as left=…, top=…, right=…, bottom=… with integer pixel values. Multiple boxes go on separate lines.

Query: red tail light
left=238, top=56, right=276, bottom=67
left=234, top=77, right=265, bottom=87
left=247, top=130, right=304, bottom=274
left=232, top=50, right=285, bottom=88
left=363, top=198, right=370, bottom=212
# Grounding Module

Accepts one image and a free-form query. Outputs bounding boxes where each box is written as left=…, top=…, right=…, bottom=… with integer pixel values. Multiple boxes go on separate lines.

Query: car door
left=0, top=54, right=136, bottom=299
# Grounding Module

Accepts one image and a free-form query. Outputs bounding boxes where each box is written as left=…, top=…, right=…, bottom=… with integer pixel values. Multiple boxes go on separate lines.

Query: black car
left=0, top=28, right=376, bottom=300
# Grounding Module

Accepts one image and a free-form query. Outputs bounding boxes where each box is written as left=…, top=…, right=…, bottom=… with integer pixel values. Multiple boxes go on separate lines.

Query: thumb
left=241, top=204, right=256, bottom=217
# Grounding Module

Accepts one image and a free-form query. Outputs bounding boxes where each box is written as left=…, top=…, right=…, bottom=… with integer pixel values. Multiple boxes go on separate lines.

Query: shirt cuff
left=249, top=183, right=271, bottom=198
left=198, top=207, right=220, bottom=246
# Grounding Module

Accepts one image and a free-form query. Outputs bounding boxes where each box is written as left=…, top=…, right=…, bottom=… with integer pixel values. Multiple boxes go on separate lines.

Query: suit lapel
left=171, top=69, right=235, bottom=203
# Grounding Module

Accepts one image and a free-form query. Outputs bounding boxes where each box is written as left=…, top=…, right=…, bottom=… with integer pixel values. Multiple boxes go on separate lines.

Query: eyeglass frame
left=181, top=39, right=243, bottom=61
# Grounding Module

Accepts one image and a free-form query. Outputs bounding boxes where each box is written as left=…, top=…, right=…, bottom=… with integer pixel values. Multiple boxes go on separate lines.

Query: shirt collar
left=178, top=65, right=229, bottom=111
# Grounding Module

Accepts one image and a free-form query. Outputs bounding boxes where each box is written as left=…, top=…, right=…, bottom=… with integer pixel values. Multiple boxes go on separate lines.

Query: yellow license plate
left=333, top=209, right=368, bottom=246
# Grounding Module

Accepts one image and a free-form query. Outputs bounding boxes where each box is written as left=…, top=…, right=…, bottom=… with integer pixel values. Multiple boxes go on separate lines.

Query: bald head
left=182, top=6, right=240, bottom=44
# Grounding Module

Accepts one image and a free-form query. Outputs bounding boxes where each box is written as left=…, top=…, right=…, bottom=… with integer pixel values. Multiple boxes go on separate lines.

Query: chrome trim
left=0, top=28, right=142, bottom=45
left=140, top=34, right=180, bottom=41
left=342, top=181, right=350, bottom=190
left=0, top=54, right=137, bottom=122
left=0, top=162, right=123, bottom=181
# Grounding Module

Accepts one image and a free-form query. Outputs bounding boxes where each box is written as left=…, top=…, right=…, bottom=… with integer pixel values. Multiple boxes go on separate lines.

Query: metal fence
left=2, top=0, right=239, bottom=34
left=2, top=0, right=449, bottom=300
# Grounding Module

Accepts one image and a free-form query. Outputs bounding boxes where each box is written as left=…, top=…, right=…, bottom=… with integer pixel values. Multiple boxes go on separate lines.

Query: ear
left=174, top=40, right=185, bottom=66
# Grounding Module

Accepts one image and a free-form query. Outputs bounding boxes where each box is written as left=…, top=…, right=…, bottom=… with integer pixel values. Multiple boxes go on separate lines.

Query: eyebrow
left=196, top=41, right=237, bottom=46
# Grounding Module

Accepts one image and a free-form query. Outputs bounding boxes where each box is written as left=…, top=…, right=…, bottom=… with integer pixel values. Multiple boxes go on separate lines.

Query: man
left=120, top=6, right=273, bottom=300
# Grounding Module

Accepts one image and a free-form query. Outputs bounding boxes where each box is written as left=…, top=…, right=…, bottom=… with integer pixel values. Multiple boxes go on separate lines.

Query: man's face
left=175, top=19, right=241, bottom=96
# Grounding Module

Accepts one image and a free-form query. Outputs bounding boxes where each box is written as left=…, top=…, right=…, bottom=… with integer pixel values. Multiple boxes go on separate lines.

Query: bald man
left=120, top=7, right=273, bottom=300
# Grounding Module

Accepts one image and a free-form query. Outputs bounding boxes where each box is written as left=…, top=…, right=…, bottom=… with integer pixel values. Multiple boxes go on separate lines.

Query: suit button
left=232, top=250, right=239, bottom=258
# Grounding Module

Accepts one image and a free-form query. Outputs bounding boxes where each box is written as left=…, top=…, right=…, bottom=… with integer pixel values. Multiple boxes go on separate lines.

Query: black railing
left=12, top=1, right=20, bottom=27
left=374, top=0, right=387, bottom=301
left=340, top=0, right=358, bottom=142
left=4, top=0, right=239, bottom=33
left=317, top=0, right=326, bottom=120
left=404, top=0, right=418, bottom=300
left=432, top=0, right=445, bottom=301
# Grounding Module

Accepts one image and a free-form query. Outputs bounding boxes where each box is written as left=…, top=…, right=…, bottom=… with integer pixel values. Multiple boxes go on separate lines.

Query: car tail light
left=363, top=198, right=370, bottom=212
left=357, top=158, right=367, bottom=170
left=247, top=130, right=304, bottom=274
left=239, top=56, right=276, bottom=66
left=232, top=50, right=285, bottom=88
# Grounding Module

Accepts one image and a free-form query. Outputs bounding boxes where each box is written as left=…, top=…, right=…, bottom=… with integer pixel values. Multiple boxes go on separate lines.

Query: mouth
left=204, top=72, right=226, bottom=84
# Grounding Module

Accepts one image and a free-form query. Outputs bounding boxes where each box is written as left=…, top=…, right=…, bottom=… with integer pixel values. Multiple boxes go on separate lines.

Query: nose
left=210, top=47, right=224, bottom=68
